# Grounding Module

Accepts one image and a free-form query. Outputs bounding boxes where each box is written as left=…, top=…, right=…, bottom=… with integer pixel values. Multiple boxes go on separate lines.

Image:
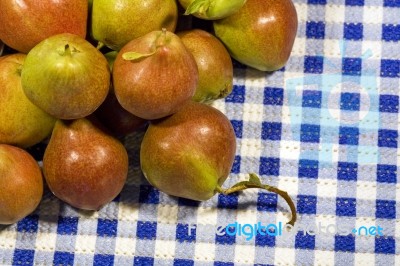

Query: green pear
left=21, top=33, right=110, bottom=120
left=178, top=29, right=233, bottom=103
left=179, top=0, right=247, bottom=20
left=0, top=54, right=56, bottom=148
left=140, top=101, right=237, bottom=201
left=213, top=0, right=298, bottom=71
left=0, top=144, right=43, bottom=225
left=43, top=118, right=129, bottom=210
left=92, top=0, right=178, bottom=51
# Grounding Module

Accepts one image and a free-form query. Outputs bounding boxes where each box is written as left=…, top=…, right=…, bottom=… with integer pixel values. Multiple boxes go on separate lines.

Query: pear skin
left=213, top=0, right=298, bottom=71
left=43, top=118, right=129, bottom=210
left=92, top=0, right=178, bottom=51
left=0, top=0, right=87, bottom=53
left=177, top=29, right=233, bottom=103
left=0, top=54, right=56, bottom=148
left=0, top=144, right=43, bottom=225
left=140, top=101, right=236, bottom=201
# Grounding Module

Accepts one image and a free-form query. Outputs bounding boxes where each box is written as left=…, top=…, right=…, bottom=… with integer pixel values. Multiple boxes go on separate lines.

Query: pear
left=0, top=144, right=43, bottom=225
left=113, top=30, right=198, bottom=120
left=179, top=0, right=247, bottom=20
left=140, top=101, right=237, bottom=201
left=92, top=0, right=178, bottom=51
left=21, top=33, right=110, bottom=120
left=213, top=0, right=298, bottom=71
left=177, top=29, right=233, bottom=103
left=43, top=118, right=129, bottom=210
left=0, top=54, right=56, bottom=148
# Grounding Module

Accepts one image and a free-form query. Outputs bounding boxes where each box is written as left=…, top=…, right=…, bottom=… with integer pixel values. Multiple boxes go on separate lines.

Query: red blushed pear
left=140, top=101, right=297, bottom=225
left=213, top=0, right=298, bottom=71
left=0, top=0, right=87, bottom=53
left=43, top=118, right=129, bottom=211
left=113, top=30, right=198, bottom=120
left=0, top=144, right=43, bottom=225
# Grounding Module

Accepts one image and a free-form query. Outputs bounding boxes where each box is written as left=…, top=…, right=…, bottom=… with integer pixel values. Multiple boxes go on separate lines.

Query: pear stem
left=97, top=42, right=105, bottom=50
left=216, top=173, right=297, bottom=226
left=58, top=44, right=79, bottom=56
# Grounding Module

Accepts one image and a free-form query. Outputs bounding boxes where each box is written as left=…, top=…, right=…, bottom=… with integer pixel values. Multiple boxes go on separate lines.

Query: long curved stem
left=216, top=173, right=297, bottom=226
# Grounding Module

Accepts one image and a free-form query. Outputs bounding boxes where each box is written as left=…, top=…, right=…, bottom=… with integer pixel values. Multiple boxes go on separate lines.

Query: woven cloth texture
left=1, top=0, right=399, bottom=265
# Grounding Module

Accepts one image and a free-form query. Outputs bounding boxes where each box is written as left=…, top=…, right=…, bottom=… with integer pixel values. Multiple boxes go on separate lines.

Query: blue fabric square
left=306, top=21, right=325, bottom=39
left=136, top=221, right=157, bottom=239
left=335, top=235, right=355, bottom=252
left=262, top=122, right=282, bottom=141
left=231, top=156, right=241, bottom=174
left=378, top=129, right=398, bottom=148
left=340, top=92, right=361, bottom=110
left=377, top=164, right=397, bottom=183
left=295, top=232, right=315, bottom=249
left=336, top=198, right=356, bottom=217
left=297, top=195, right=317, bottom=214
left=344, top=23, right=363, bottom=40
left=337, top=162, right=358, bottom=181
left=139, top=185, right=159, bottom=204
left=375, top=237, right=396, bottom=254
left=257, top=192, right=278, bottom=212
left=13, top=249, right=35, bottom=266
left=176, top=223, right=196, bottom=243
left=382, top=24, right=400, bottom=41
left=384, top=0, right=400, bottom=6
left=97, top=219, right=118, bottom=237
left=53, top=252, right=74, bottom=266
left=298, top=160, right=319, bottom=178
left=300, top=124, right=320, bottom=143
left=17, top=215, right=39, bottom=233
left=217, top=193, right=238, bottom=209
left=307, top=0, right=327, bottom=5
left=259, top=157, right=280, bottom=176
left=57, top=217, right=78, bottom=235
left=94, top=254, right=114, bottom=266
left=379, top=94, right=399, bottom=113
left=342, top=58, right=362, bottom=76
left=304, top=56, right=324, bottom=74
left=226, top=85, right=245, bottom=103
left=376, top=200, right=396, bottom=219
left=339, top=127, right=359, bottom=145
left=231, top=120, right=243, bottom=138
left=178, top=198, right=200, bottom=207
left=255, top=233, right=276, bottom=247
left=215, top=228, right=236, bottom=245
left=380, top=59, right=400, bottom=77
left=345, top=0, right=364, bottom=5
left=264, top=87, right=284, bottom=106
left=134, top=257, right=154, bottom=266
left=174, top=259, right=194, bottom=266
left=214, top=262, right=234, bottom=266
left=302, top=90, right=322, bottom=108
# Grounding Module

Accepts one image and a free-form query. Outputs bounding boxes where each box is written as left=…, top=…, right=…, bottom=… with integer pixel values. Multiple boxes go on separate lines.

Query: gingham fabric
left=1, top=0, right=399, bottom=265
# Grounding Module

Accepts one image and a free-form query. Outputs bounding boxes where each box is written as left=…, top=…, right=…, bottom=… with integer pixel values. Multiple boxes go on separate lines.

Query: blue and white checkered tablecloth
left=1, top=0, right=399, bottom=265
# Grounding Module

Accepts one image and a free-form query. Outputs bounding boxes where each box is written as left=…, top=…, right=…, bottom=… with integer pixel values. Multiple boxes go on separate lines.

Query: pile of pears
left=0, top=0, right=298, bottom=225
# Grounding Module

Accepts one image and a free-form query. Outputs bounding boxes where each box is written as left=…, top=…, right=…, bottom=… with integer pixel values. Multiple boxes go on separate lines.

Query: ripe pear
left=0, top=54, right=56, bottom=148
left=92, top=0, right=178, bottom=51
left=140, top=101, right=236, bottom=201
left=213, top=0, right=298, bottom=71
left=0, top=144, right=43, bottom=225
left=0, top=0, right=87, bottom=53
left=177, top=29, right=233, bottom=103
left=21, top=33, right=110, bottom=120
left=113, top=30, right=198, bottom=120
left=43, top=118, right=129, bottom=210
